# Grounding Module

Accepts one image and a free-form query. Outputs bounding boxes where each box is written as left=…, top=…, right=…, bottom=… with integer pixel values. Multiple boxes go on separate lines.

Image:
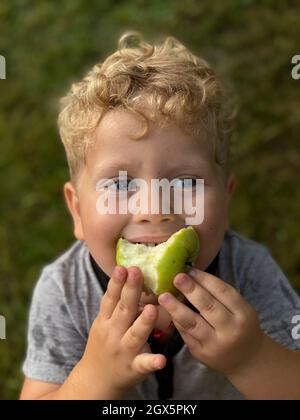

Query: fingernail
left=188, top=268, right=197, bottom=277
left=114, top=266, right=125, bottom=280
left=128, top=268, right=139, bottom=284
left=144, top=305, right=156, bottom=320
left=159, top=293, right=172, bottom=305
left=175, top=274, right=189, bottom=288
left=155, top=357, right=165, bottom=369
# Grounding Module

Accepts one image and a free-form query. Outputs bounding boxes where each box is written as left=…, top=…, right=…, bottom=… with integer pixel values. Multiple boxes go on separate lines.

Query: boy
left=21, top=32, right=300, bottom=400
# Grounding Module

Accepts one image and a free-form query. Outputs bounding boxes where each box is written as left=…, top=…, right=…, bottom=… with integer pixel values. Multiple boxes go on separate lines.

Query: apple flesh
left=116, top=226, right=200, bottom=295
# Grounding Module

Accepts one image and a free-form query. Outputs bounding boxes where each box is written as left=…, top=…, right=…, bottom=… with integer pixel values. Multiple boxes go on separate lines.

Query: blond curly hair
left=58, top=31, right=236, bottom=186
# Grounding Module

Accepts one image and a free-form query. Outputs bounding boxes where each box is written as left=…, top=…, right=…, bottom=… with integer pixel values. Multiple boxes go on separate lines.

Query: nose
left=131, top=180, right=177, bottom=224
left=133, top=212, right=175, bottom=225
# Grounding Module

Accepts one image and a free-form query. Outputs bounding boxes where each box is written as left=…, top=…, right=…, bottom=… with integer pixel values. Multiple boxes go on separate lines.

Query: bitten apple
left=116, top=226, right=200, bottom=295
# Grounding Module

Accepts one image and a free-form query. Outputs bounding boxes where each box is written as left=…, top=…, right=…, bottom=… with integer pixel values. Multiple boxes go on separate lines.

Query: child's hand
left=158, top=269, right=265, bottom=377
left=80, top=265, right=166, bottom=398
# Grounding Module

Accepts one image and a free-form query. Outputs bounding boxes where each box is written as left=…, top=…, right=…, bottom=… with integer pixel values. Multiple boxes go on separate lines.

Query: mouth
left=123, top=238, right=195, bottom=268
left=125, top=236, right=171, bottom=247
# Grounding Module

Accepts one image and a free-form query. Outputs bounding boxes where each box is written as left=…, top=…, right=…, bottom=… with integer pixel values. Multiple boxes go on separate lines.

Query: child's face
left=64, top=109, right=236, bottom=305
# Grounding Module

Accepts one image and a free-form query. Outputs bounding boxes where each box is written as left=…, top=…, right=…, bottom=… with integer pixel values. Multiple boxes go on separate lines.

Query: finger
left=111, top=266, right=143, bottom=334
left=174, top=324, right=204, bottom=352
left=99, top=266, right=127, bottom=319
left=132, top=352, right=167, bottom=374
left=187, top=268, right=247, bottom=314
left=158, top=293, right=214, bottom=341
left=173, top=273, right=233, bottom=329
left=122, top=304, right=158, bottom=352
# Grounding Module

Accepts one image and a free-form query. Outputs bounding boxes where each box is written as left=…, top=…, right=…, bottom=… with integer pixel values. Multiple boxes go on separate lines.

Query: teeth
left=133, top=242, right=159, bottom=247
left=126, top=239, right=160, bottom=245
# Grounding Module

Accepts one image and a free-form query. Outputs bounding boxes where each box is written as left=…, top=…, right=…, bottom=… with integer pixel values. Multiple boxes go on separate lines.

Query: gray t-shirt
left=22, top=229, right=300, bottom=400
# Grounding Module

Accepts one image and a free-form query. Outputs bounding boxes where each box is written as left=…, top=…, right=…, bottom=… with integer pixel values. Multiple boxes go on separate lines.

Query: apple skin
left=116, top=226, right=200, bottom=295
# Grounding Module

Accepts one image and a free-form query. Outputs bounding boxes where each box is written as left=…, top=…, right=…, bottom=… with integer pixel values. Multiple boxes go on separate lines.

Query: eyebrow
left=93, top=161, right=141, bottom=176
left=93, top=157, right=206, bottom=178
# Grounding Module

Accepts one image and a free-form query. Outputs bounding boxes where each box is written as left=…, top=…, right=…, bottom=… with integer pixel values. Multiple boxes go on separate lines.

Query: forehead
left=86, top=109, right=215, bottom=170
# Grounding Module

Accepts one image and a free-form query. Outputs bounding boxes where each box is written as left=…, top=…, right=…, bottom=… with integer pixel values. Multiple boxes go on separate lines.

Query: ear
left=63, top=182, right=85, bottom=240
left=226, top=171, right=237, bottom=202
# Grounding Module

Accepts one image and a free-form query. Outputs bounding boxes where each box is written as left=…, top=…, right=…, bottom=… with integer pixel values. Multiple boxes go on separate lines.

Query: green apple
left=116, top=226, right=200, bottom=295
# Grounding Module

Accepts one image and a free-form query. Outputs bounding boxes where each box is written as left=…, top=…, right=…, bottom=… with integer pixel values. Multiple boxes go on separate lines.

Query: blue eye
left=110, top=179, right=136, bottom=191
left=171, top=178, right=197, bottom=189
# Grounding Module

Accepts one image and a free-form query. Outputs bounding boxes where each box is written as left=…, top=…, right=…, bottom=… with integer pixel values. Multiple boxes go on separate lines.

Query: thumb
left=132, top=352, right=167, bottom=374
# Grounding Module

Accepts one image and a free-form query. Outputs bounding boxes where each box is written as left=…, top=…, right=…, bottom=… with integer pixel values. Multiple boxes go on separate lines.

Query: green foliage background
left=0, top=0, right=299, bottom=399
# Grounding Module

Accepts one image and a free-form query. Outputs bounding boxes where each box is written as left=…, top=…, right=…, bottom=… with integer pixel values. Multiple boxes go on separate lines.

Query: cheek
left=193, top=188, right=228, bottom=269
left=204, top=188, right=228, bottom=225
left=80, top=196, right=129, bottom=276
left=189, top=186, right=227, bottom=228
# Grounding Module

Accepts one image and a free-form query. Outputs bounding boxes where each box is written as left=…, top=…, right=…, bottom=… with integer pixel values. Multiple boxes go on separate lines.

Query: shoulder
left=222, top=229, right=299, bottom=306
left=219, top=229, right=270, bottom=288
left=29, top=240, right=102, bottom=340
left=42, top=240, right=89, bottom=279
left=222, top=231, right=300, bottom=349
left=39, top=240, right=96, bottom=293
left=223, top=229, right=269, bottom=258
left=32, top=241, right=101, bottom=322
